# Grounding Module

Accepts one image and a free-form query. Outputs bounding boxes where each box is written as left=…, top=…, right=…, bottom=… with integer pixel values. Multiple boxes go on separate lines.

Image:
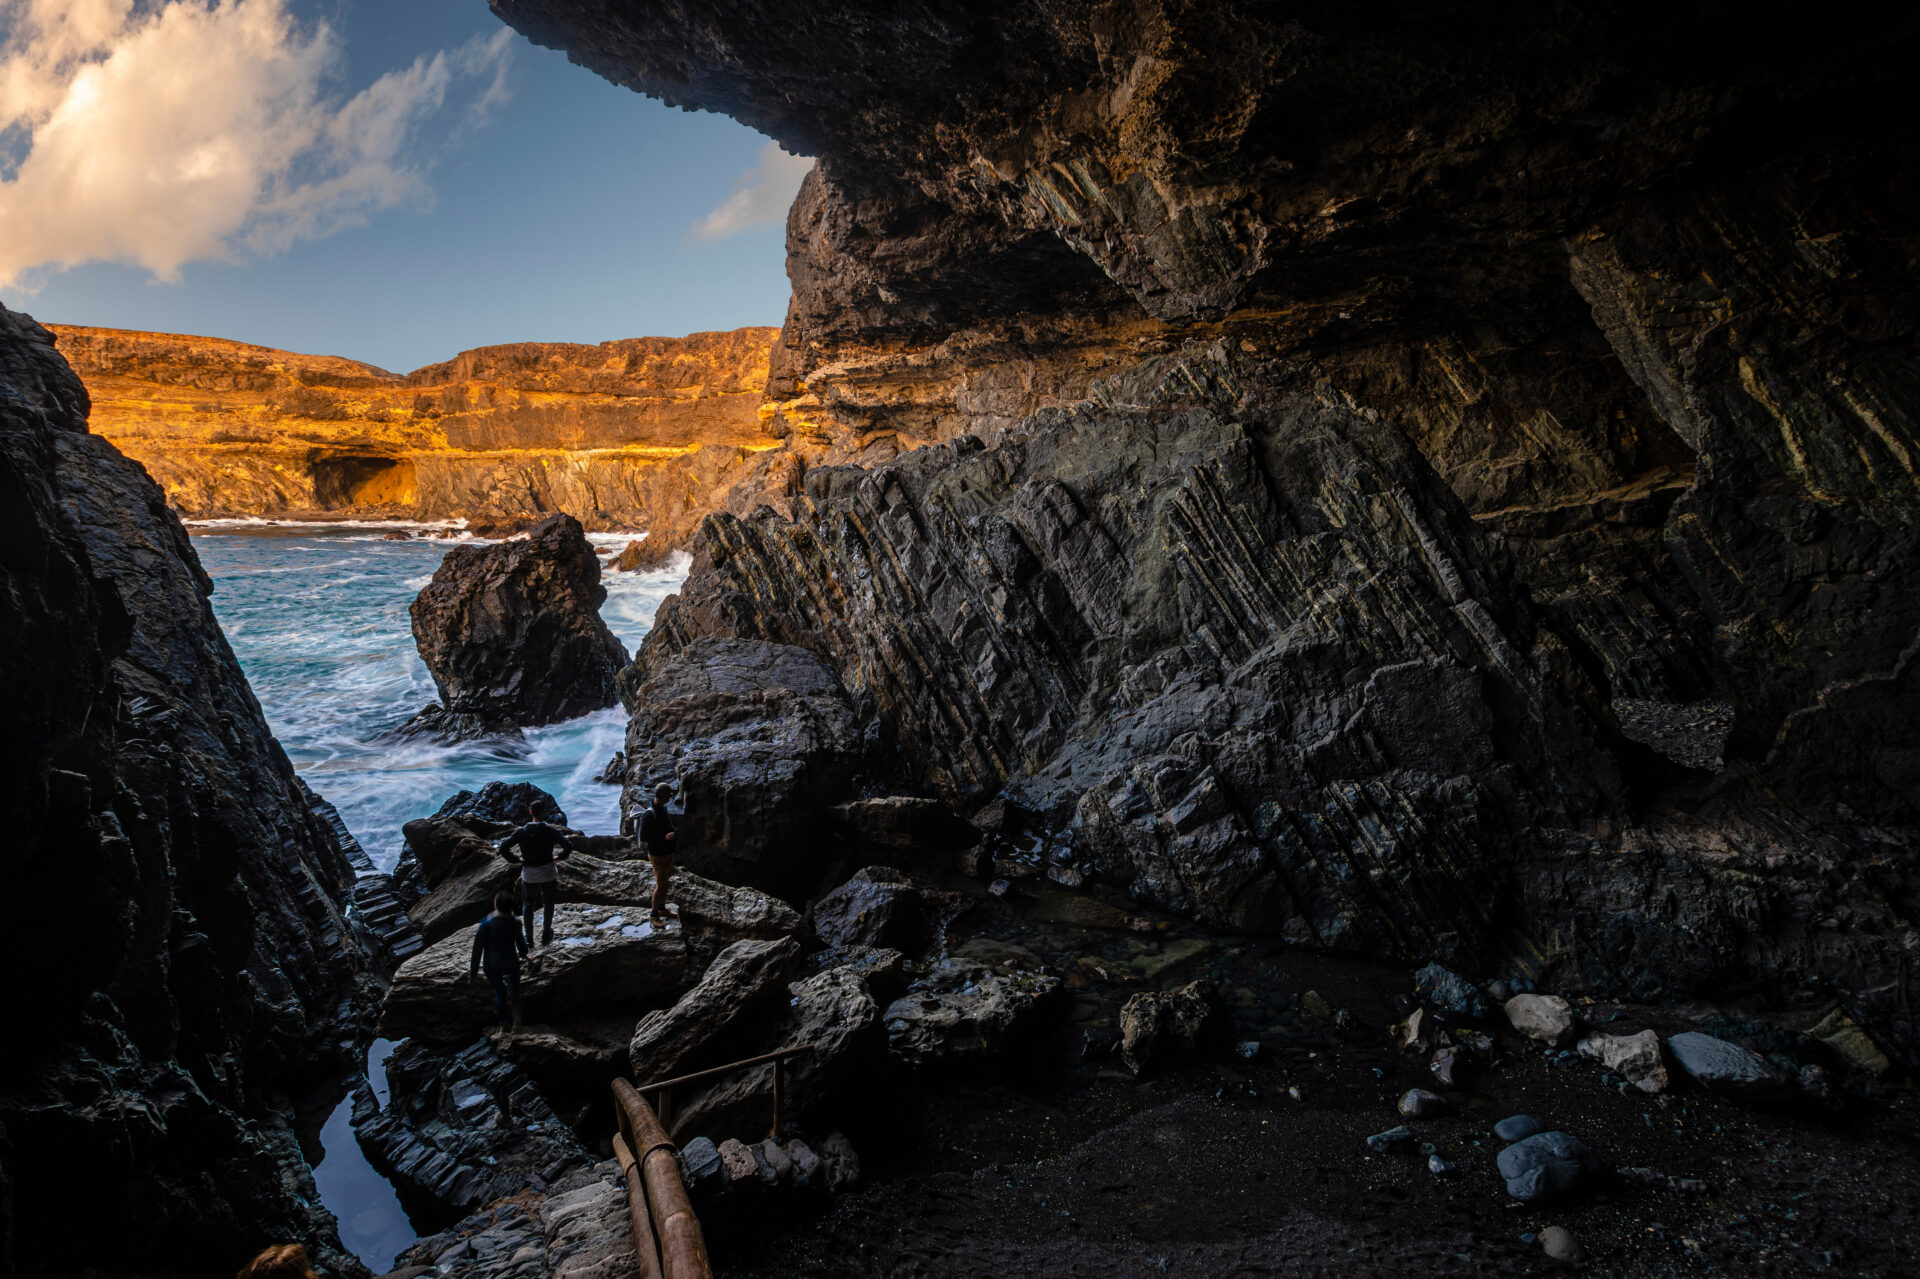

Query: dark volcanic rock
left=812, top=865, right=962, bottom=955
left=617, top=637, right=861, bottom=899
left=0, top=305, right=371, bottom=1278
left=406, top=513, right=628, bottom=731
left=1497, top=1131, right=1605, bottom=1205
left=627, top=936, right=805, bottom=1080
left=1119, top=980, right=1224, bottom=1076
left=433, top=780, right=567, bottom=827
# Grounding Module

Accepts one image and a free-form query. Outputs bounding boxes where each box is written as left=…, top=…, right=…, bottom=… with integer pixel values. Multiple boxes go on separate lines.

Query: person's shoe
left=541, top=931, right=554, bottom=947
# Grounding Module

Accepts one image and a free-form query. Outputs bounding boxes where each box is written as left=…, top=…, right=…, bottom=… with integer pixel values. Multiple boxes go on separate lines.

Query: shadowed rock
left=628, top=936, right=805, bottom=1080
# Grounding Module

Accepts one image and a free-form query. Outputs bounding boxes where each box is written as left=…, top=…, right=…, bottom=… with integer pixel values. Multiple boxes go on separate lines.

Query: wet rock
left=355, top=1038, right=592, bottom=1219
left=1807, top=1010, right=1892, bottom=1078
left=1541, top=1225, right=1583, bottom=1263
left=1414, top=963, right=1491, bottom=1018
left=1119, top=979, right=1224, bottom=1075
left=611, top=535, right=675, bottom=572
left=1666, top=1031, right=1796, bottom=1101
left=1398, top=1088, right=1451, bottom=1120
left=1505, top=993, right=1577, bottom=1048
left=812, top=865, right=962, bottom=954
left=1576, top=1029, right=1668, bottom=1094
left=617, top=638, right=861, bottom=899
left=1497, top=1131, right=1605, bottom=1204
left=817, top=1131, right=861, bottom=1190
left=668, top=963, right=884, bottom=1142
left=406, top=513, right=628, bottom=731
left=830, top=796, right=981, bottom=858
left=1366, top=1126, right=1417, bottom=1154
left=1495, top=1114, right=1544, bottom=1142
left=380, top=902, right=688, bottom=1042
left=884, top=940, right=1064, bottom=1066
left=718, top=1138, right=761, bottom=1190
left=433, top=781, right=567, bottom=828
left=597, top=750, right=628, bottom=784
left=628, top=936, right=805, bottom=1079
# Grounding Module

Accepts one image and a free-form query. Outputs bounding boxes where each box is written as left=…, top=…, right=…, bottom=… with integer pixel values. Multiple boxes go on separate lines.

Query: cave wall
left=0, top=306, right=372, bottom=1279
left=506, top=0, right=1920, bottom=1055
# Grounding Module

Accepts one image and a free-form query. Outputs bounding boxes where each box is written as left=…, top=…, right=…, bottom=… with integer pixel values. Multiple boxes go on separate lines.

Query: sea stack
left=406, top=513, right=628, bottom=736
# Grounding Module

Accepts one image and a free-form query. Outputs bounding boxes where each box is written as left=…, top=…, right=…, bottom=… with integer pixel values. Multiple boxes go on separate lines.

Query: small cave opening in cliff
left=310, top=455, right=419, bottom=509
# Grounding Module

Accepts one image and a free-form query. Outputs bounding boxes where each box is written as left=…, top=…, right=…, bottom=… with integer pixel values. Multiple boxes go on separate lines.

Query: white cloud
left=689, top=141, right=812, bottom=242
left=0, top=0, right=513, bottom=289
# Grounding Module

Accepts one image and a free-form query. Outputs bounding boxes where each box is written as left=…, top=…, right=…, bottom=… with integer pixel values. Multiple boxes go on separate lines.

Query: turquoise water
left=190, top=521, right=684, bottom=868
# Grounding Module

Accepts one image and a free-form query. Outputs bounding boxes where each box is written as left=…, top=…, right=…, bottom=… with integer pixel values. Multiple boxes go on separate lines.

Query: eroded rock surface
left=406, top=513, right=628, bottom=733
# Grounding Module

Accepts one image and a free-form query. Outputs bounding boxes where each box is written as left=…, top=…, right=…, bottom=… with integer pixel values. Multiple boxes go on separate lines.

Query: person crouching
left=468, top=890, right=526, bottom=1027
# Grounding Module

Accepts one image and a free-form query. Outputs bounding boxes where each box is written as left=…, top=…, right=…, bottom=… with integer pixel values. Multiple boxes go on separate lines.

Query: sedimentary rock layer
left=502, top=1, right=1920, bottom=1060
left=0, top=305, right=372, bottom=1277
left=47, top=322, right=783, bottom=537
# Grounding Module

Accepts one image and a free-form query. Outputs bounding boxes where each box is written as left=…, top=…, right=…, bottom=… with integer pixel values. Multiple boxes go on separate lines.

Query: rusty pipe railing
left=631, top=1044, right=813, bottom=1139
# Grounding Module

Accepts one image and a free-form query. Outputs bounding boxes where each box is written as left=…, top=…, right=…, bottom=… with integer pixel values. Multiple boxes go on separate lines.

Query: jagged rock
left=617, top=638, right=861, bottom=898
left=380, top=902, right=688, bottom=1042
left=405, top=513, right=628, bottom=732
left=354, top=1039, right=592, bottom=1220
left=1119, top=980, right=1224, bottom=1076
left=1497, top=1131, right=1605, bottom=1205
left=1506, top=994, right=1577, bottom=1048
left=812, top=865, right=962, bottom=954
left=610, top=535, right=678, bottom=572
left=394, top=1160, right=637, bottom=1279
left=629, top=936, right=805, bottom=1079
left=1576, top=1030, right=1669, bottom=1094
left=597, top=750, right=628, bottom=784
left=0, top=304, right=371, bottom=1277
left=1666, top=1032, right=1796, bottom=1102
left=884, top=940, right=1063, bottom=1067
left=830, top=797, right=982, bottom=858
left=1414, top=964, right=1491, bottom=1019
left=433, top=781, right=567, bottom=828
left=800, top=944, right=908, bottom=997
left=668, top=963, right=884, bottom=1143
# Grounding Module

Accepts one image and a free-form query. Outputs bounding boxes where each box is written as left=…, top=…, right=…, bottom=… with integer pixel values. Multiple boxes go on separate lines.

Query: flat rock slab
left=628, top=936, right=803, bottom=1079
left=381, top=902, right=687, bottom=1042
left=1497, top=1131, right=1604, bottom=1204
left=1667, top=1031, right=1795, bottom=1101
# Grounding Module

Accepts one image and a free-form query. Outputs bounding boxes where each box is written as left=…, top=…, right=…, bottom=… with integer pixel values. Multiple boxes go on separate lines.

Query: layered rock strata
left=47, top=322, right=783, bottom=543
left=499, top=1, right=1920, bottom=1061
left=0, top=305, right=372, bottom=1277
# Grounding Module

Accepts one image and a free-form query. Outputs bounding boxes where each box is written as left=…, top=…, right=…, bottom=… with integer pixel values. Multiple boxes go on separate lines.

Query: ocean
left=189, top=520, right=685, bottom=869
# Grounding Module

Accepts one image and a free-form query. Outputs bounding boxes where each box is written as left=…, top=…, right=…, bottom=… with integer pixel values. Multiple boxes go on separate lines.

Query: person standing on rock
left=468, top=890, right=527, bottom=1027
left=499, top=799, right=575, bottom=947
left=632, top=782, right=678, bottom=924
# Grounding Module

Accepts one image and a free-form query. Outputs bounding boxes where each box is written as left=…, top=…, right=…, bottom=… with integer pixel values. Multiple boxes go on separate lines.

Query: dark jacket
left=470, top=912, right=527, bottom=977
left=500, top=821, right=573, bottom=868
left=637, top=804, right=676, bottom=855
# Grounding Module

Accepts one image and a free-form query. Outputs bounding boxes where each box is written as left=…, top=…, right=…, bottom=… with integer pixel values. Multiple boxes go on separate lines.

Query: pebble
left=1428, top=1154, right=1456, bottom=1177
left=1494, top=1114, right=1543, bottom=1142
left=1497, top=1131, right=1604, bottom=1204
left=1302, top=990, right=1333, bottom=1020
left=1398, top=1088, right=1450, bottom=1119
left=1366, top=1125, right=1417, bottom=1154
left=1234, top=1040, right=1261, bottom=1060
left=1540, top=1225, right=1583, bottom=1262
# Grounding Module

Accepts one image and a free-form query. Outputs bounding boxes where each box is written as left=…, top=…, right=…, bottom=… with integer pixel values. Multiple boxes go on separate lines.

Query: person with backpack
left=631, top=782, right=678, bottom=924
left=467, top=890, right=526, bottom=1028
left=498, top=798, right=576, bottom=947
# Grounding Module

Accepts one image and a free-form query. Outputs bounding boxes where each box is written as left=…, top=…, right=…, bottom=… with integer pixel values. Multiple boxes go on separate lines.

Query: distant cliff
left=48, top=324, right=783, bottom=539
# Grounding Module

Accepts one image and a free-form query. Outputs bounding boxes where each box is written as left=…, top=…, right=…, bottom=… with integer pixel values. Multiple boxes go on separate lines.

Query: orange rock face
left=47, top=324, right=783, bottom=532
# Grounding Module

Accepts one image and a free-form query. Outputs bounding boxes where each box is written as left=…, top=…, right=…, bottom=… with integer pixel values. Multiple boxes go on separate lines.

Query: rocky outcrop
left=47, top=322, right=783, bottom=538
left=617, top=638, right=862, bottom=899
left=0, top=303, right=371, bottom=1277
left=498, top=1, right=1920, bottom=1064
left=407, top=513, right=628, bottom=733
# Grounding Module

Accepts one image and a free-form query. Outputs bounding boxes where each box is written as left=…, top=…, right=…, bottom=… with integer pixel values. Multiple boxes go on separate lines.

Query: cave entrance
left=310, top=456, right=419, bottom=510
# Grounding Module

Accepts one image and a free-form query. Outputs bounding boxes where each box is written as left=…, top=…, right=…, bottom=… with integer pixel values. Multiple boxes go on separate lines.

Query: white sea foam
left=191, top=524, right=683, bottom=869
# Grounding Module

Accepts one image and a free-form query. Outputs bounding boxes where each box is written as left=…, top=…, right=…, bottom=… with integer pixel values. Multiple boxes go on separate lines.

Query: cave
left=309, top=454, right=418, bottom=509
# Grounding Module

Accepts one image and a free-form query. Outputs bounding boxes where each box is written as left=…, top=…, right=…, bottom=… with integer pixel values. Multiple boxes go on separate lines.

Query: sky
left=0, top=0, right=810, bottom=372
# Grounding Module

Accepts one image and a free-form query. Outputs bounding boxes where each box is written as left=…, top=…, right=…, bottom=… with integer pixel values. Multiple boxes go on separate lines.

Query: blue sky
left=0, top=0, right=802, bottom=372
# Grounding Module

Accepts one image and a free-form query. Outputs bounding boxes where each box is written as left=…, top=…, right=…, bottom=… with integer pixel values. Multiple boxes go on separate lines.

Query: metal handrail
left=610, top=1044, right=814, bottom=1278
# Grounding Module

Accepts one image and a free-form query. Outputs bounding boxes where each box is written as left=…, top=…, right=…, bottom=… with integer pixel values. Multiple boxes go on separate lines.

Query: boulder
left=610, top=536, right=676, bottom=573
left=1413, top=963, right=1491, bottom=1019
left=1505, top=993, right=1577, bottom=1047
left=433, top=781, right=567, bottom=828
left=883, top=940, right=1063, bottom=1066
left=628, top=937, right=805, bottom=1080
left=830, top=797, right=981, bottom=858
left=617, top=638, right=861, bottom=899
left=1119, top=980, right=1224, bottom=1075
left=1666, top=1031, right=1796, bottom=1101
left=406, top=513, right=628, bottom=731
left=812, top=865, right=962, bottom=954
left=1497, top=1131, right=1605, bottom=1204
left=380, top=902, right=687, bottom=1042
left=816, top=1132, right=860, bottom=1191
left=406, top=849, right=802, bottom=949
left=353, top=1038, right=592, bottom=1218
left=668, top=963, right=884, bottom=1143
left=1807, top=1010, right=1892, bottom=1078
left=1576, top=1029, right=1669, bottom=1093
